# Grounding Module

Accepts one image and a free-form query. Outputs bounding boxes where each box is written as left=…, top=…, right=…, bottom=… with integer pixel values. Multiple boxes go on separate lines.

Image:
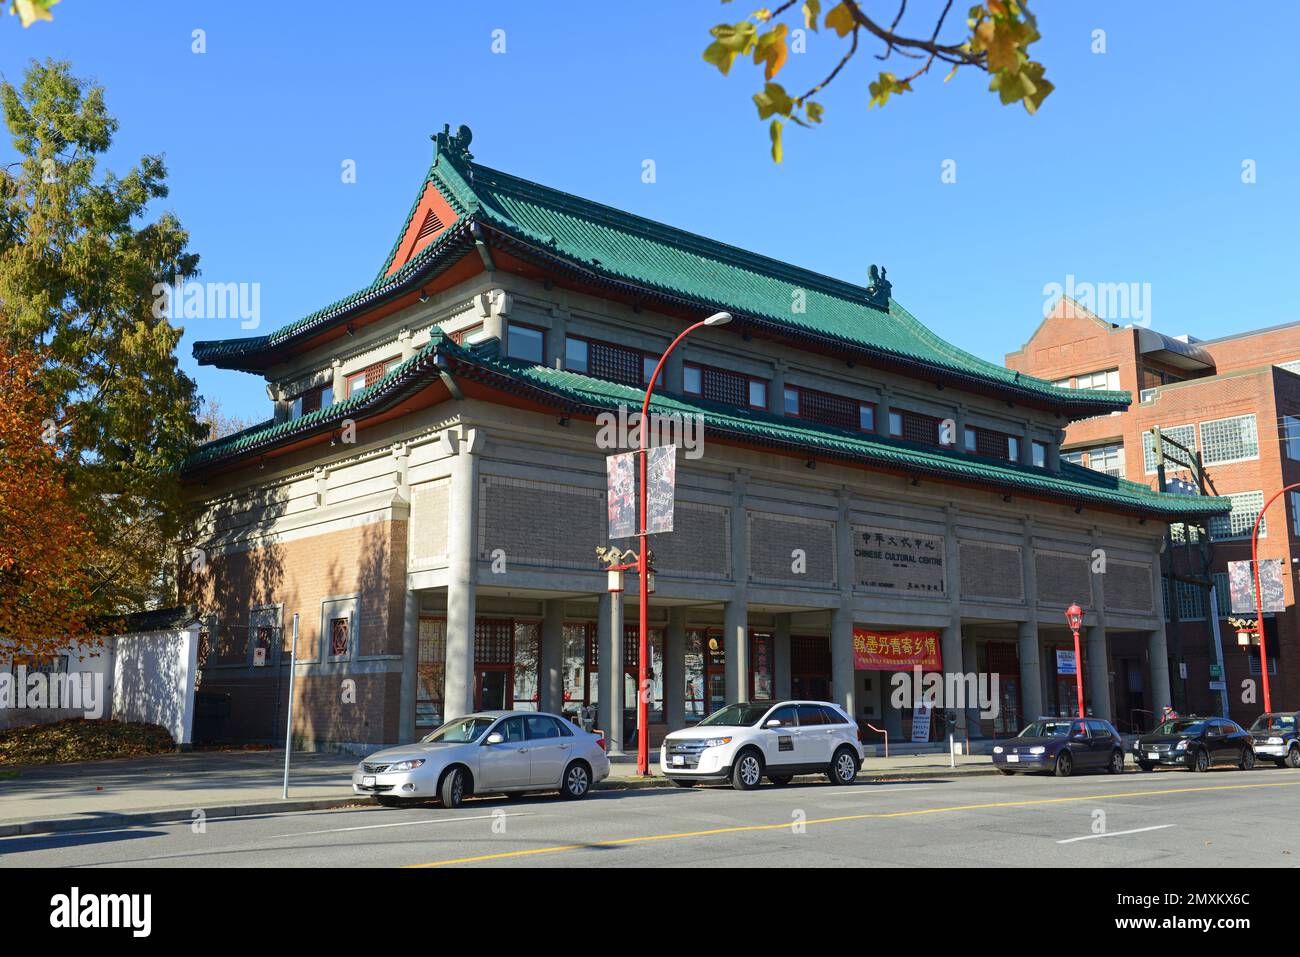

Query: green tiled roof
left=184, top=332, right=1227, bottom=522
left=193, top=134, right=1125, bottom=415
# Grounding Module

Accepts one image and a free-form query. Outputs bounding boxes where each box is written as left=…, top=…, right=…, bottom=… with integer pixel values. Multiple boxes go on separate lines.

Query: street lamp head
left=703, top=311, right=733, bottom=326
left=1064, top=602, right=1084, bottom=633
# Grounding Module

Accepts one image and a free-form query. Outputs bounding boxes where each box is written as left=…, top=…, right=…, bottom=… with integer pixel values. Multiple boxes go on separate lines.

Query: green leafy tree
left=0, top=59, right=204, bottom=617
left=8, top=0, right=60, bottom=29
left=704, top=1, right=1053, bottom=161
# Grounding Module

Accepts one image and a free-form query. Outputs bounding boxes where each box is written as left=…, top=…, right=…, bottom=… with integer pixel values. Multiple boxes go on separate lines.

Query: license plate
left=671, top=755, right=684, bottom=766
left=1147, top=753, right=1159, bottom=760
left=362, top=776, right=376, bottom=787
left=1007, top=754, right=1019, bottom=763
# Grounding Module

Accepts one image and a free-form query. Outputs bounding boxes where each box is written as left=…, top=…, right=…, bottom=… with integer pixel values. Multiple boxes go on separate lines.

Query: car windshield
left=422, top=715, right=496, bottom=743
left=697, top=703, right=771, bottom=727
left=1154, top=719, right=1205, bottom=735
left=1020, top=721, right=1073, bottom=738
left=1249, top=713, right=1297, bottom=733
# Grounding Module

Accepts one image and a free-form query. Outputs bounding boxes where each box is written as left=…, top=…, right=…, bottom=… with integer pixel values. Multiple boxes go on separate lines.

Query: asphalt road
left=2, top=766, right=1297, bottom=868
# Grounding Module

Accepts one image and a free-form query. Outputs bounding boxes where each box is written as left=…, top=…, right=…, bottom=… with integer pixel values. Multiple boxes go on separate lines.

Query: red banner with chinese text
left=852, top=629, right=942, bottom=670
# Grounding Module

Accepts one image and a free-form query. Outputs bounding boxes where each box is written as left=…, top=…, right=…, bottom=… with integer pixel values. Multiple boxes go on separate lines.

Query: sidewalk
left=0, top=749, right=995, bottom=838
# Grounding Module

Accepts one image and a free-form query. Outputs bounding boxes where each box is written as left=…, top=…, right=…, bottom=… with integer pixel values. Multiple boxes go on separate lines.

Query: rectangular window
left=1032, top=441, right=1047, bottom=468
left=685, top=365, right=703, bottom=394
left=1142, top=424, right=1196, bottom=473
left=290, top=384, right=331, bottom=420
left=1007, top=435, right=1021, bottom=462
left=506, top=322, right=545, bottom=363
left=895, top=408, right=941, bottom=446
left=1208, top=490, right=1266, bottom=541
left=1176, top=579, right=1205, bottom=621
left=1087, top=444, right=1125, bottom=476
left=449, top=323, right=484, bottom=346
left=858, top=403, right=875, bottom=432
left=346, top=371, right=367, bottom=397
left=749, top=379, right=767, bottom=410
left=1199, top=414, right=1259, bottom=465
left=889, top=411, right=902, bottom=437
left=1292, top=491, right=1300, bottom=536
left=964, top=427, right=978, bottom=452
left=783, top=386, right=799, bottom=415
left=1212, top=572, right=1231, bottom=618
left=329, top=617, right=350, bottom=657
left=1062, top=449, right=1085, bottom=466
left=1051, top=378, right=1072, bottom=389
left=587, top=339, right=641, bottom=386
left=1285, top=415, right=1300, bottom=460
left=1076, top=368, right=1120, bottom=391
left=565, top=336, right=589, bottom=373
left=643, top=355, right=662, bottom=387
left=684, top=362, right=766, bottom=408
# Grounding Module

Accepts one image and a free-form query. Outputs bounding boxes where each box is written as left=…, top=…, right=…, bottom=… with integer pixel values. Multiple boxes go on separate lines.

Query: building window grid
left=1162, top=577, right=1206, bottom=621
left=587, top=339, right=642, bottom=387
left=1212, top=572, right=1231, bottom=618
left=787, top=385, right=872, bottom=432
left=1075, top=369, right=1120, bottom=392
left=1142, top=424, right=1197, bottom=474
left=1207, top=490, right=1266, bottom=542
left=1198, top=414, right=1259, bottom=466
left=897, top=408, right=941, bottom=447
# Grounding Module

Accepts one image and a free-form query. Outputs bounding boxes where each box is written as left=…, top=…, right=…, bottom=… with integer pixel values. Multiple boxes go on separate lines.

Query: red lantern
left=1063, top=602, right=1085, bottom=718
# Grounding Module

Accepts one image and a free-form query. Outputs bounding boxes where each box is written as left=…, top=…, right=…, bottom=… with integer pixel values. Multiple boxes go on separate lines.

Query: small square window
left=783, top=387, right=799, bottom=415
left=347, top=372, right=367, bottom=397
left=858, top=403, right=875, bottom=431
left=506, top=323, right=544, bottom=363
left=565, top=337, right=588, bottom=373
left=684, top=365, right=702, bottom=394
left=748, top=380, right=767, bottom=409
left=963, top=427, right=977, bottom=452
left=889, top=411, right=902, bottom=437
left=330, top=617, right=350, bottom=657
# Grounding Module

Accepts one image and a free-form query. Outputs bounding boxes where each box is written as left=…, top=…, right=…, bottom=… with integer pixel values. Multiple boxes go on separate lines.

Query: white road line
left=281, top=812, right=532, bottom=838
left=1056, top=824, right=1176, bottom=844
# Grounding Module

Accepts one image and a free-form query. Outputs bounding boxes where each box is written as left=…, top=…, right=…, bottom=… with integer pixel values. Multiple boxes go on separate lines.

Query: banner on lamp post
left=645, top=444, right=676, bottom=534
left=606, top=451, right=637, bottom=540
left=1228, top=559, right=1285, bottom=614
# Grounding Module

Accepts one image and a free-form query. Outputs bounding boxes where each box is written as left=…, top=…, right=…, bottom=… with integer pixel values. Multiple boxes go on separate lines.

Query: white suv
left=661, top=700, right=865, bottom=790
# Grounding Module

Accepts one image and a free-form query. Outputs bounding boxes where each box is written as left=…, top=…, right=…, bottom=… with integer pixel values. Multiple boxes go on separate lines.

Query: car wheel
left=1137, top=760, right=1155, bottom=772
left=829, top=747, right=858, bottom=785
left=768, top=775, right=793, bottom=786
left=375, top=795, right=406, bottom=808
left=996, top=768, right=1016, bottom=776
left=1054, top=750, right=1074, bottom=777
left=1193, top=748, right=1210, bottom=773
left=1107, top=750, right=1125, bottom=774
left=1239, top=747, right=1256, bottom=771
left=670, top=779, right=697, bottom=788
left=439, top=766, right=468, bottom=808
left=731, top=749, right=763, bottom=790
left=1287, top=746, right=1300, bottom=769
left=560, top=761, right=591, bottom=799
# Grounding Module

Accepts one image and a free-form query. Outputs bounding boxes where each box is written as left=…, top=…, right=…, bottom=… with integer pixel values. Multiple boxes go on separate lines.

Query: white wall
left=111, top=626, right=200, bottom=746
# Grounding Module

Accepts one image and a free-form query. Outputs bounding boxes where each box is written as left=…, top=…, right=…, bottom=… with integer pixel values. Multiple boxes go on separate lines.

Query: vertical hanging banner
left=1228, top=559, right=1286, bottom=613
left=606, top=451, right=637, bottom=540
left=645, top=444, right=677, bottom=534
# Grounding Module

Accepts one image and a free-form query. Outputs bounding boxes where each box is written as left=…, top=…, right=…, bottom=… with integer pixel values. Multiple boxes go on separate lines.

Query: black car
left=1133, top=716, right=1255, bottom=772
left=992, top=717, right=1126, bottom=777
left=1247, top=711, right=1300, bottom=768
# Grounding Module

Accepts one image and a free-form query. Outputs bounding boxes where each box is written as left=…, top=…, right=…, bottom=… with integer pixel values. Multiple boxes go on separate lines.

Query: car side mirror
left=485, top=732, right=504, bottom=745
left=765, top=719, right=782, bottom=728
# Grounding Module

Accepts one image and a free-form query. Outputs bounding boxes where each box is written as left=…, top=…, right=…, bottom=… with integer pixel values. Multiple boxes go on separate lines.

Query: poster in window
left=606, top=451, right=637, bottom=540
left=645, top=444, right=677, bottom=535
left=1228, top=559, right=1285, bottom=614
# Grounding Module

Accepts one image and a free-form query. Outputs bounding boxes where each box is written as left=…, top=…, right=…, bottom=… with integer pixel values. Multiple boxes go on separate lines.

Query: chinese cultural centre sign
left=853, top=629, right=943, bottom=670
left=853, top=525, right=945, bottom=596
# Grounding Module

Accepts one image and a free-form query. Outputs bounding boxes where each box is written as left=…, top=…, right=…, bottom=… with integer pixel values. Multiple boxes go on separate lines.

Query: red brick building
left=1008, top=299, right=1300, bottom=726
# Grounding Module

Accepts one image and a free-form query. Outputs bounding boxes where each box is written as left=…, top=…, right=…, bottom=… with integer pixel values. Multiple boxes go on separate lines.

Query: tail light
left=595, top=735, right=606, bottom=751
left=857, top=726, right=864, bottom=743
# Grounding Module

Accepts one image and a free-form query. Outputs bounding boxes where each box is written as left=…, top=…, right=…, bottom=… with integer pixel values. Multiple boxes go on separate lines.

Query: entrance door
left=790, top=636, right=832, bottom=702
left=476, top=669, right=510, bottom=711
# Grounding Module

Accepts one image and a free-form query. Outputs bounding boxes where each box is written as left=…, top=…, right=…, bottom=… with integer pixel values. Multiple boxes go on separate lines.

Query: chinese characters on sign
left=852, top=629, right=943, bottom=670
left=852, top=526, right=945, bottom=596
left=1228, top=559, right=1286, bottom=614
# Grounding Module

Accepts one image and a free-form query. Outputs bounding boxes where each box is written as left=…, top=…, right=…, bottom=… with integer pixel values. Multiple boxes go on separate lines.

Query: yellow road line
left=406, top=779, right=1300, bottom=868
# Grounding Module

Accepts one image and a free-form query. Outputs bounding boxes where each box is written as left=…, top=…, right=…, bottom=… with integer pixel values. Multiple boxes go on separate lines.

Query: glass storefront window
left=512, top=621, right=539, bottom=711
left=415, top=619, right=445, bottom=729
left=562, top=623, right=587, bottom=714
left=685, top=629, right=706, bottom=719
left=751, top=633, right=774, bottom=700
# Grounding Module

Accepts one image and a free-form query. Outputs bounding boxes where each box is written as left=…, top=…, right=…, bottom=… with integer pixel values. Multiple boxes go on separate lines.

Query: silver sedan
left=353, top=710, right=610, bottom=808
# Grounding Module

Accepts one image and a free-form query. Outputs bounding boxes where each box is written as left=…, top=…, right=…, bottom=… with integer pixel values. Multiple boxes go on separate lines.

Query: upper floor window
left=1051, top=378, right=1072, bottom=389
left=1007, top=435, right=1021, bottom=462
left=683, top=362, right=767, bottom=409
left=1068, top=443, right=1124, bottom=476
left=1285, top=415, right=1300, bottom=460
left=1075, top=369, right=1120, bottom=391
left=346, top=356, right=400, bottom=398
left=1141, top=423, right=1196, bottom=474
left=1199, top=414, right=1258, bottom=465
left=507, top=322, right=545, bottom=364
left=964, top=425, right=1019, bottom=462
left=450, top=323, right=483, bottom=346
left=564, top=334, right=651, bottom=387
left=893, top=408, right=941, bottom=446
left=1207, top=490, right=1266, bottom=542
left=1031, top=441, right=1047, bottom=468
left=290, top=383, right=333, bottom=420
left=785, top=384, right=873, bottom=432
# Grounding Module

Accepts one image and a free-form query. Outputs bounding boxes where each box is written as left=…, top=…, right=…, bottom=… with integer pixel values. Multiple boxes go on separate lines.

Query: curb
left=0, top=765, right=1000, bottom=838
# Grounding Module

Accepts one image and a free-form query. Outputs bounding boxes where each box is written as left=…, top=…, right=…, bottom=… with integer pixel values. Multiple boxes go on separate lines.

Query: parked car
left=353, top=710, right=610, bottom=808
left=992, top=717, right=1126, bottom=777
left=1133, top=716, right=1255, bottom=772
left=660, top=700, right=864, bottom=790
left=1247, top=710, right=1300, bottom=768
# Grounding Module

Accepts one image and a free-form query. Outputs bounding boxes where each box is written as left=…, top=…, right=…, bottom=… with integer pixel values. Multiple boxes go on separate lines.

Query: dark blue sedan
left=992, top=717, right=1126, bottom=777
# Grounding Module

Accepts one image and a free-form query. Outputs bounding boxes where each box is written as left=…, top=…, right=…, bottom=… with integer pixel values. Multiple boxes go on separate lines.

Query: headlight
left=1175, top=740, right=1188, bottom=751
left=387, top=759, right=426, bottom=772
left=992, top=746, right=1003, bottom=754
left=702, top=737, right=733, bottom=748
left=1029, top=746, right=1046, bottom=755
left=1268, top=736, right=1284, bottom=745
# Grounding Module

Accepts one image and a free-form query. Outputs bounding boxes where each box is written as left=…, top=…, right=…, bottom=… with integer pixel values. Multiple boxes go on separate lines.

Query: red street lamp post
left=1247, top=485, right=1298, bottom=713
left=634, top=310, right=732, bottom=775
left=1064, top=602, right=1085, bottom=719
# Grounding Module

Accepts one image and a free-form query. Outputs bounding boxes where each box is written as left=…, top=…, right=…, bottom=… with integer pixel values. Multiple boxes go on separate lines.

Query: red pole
left=1072, top=627, right=1085, bottom=718
left=1248, top=484, right=1298, bottom=714
left=635, top=316, right=723, bottom=775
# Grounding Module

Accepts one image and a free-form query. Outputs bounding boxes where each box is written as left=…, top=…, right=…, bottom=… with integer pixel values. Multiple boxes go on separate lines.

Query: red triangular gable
left=384, top=182, right=459, bottom=277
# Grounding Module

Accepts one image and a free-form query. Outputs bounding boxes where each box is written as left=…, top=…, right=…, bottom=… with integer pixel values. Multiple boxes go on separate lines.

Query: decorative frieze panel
left=1035, top=549, right=1092, bottom=606
left=409, top=478, right=450, bottom=566
left=959, top=541, right=1023, bottom=601
left=748, top=511, right=836, bottom=587
left=653, top=501, right=731, bottom=580
left=1104, top=559, right=1154, bottom=613
left=478, top=475, right=604, bottom=570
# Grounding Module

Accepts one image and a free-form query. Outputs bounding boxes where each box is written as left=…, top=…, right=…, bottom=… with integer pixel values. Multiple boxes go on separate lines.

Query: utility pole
left=1153, top=428, right=1187, bottom=713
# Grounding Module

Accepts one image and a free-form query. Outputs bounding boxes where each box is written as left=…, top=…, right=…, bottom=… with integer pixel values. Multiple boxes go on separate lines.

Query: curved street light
left=634, top=311, right=732, bottom=775
left=1247, top=484, right=1296, bottom=714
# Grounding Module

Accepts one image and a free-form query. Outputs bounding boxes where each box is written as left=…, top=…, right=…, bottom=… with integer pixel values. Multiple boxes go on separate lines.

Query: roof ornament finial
left=865, top=264, right=892, bottom=309
left=432, top=123, right=474, bottom=168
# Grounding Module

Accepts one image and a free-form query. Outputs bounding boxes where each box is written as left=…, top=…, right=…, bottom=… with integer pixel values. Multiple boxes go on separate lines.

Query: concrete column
left=940, top=624, right=963, bottom=729
left=664, top=343, right=684, bottom=394
left=540, top=599, right=565, bottom=713
left=1147, top=626, right=1172, bottom=714
left=398, top=589, right=420, bottom=743
left=769, top=361, right=787, bottom=416
left=774, top=613, right=792, bottom=700
left=1086, top=624, right=1110, bottom=719
left=832, top=486, right=857, bottom=718
left=943, top=505, right=965, bottom=733
left=665, top=607, right=686, bottom=731
left=877, top=388, right=893, bottom=438
left=330, top=358, right=344, bottom=402
left=724, top=472, right=749, bottom=702
left=546, top=313, right=567, bottom=370
left=598, top=593, right=625, bottom=754
left=1017, top=621, right=1044, bottom=722
left=398, top=327, right=414, bottom=361
left=962, top=632, right=982, bottom=737
left=443, top=430, right=480, bottom=721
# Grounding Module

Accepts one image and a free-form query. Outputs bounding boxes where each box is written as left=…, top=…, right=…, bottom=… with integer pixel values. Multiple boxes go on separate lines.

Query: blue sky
left=3, top=1, right=1296, bottom=422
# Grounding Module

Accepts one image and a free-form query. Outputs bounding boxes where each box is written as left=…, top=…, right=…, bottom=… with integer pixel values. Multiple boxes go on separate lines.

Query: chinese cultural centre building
left=182, top=125, right=1226, bottom=752
left=1008, top=298, right=1300, bottom=726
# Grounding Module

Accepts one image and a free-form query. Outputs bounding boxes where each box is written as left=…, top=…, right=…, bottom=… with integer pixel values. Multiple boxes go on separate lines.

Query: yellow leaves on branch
left=8, top=0, right=59, bottom=28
